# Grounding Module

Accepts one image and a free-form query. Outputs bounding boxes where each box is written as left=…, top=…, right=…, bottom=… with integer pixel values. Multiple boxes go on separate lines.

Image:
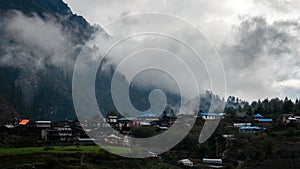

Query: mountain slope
left=0, top=0, right=216, bottom=123
left=0, top=0, right=97, bottom=122
left=0, top=0, right=71, bottom=16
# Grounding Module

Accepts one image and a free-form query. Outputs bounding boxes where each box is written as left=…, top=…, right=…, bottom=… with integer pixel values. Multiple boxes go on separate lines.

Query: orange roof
left=19, top=119, right=30, bottom=125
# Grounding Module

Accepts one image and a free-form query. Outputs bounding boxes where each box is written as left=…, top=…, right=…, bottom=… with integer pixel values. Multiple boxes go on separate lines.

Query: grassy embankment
left=0, top=146, right=178, bottom=169
left=0, top=145, right=130, bottom=156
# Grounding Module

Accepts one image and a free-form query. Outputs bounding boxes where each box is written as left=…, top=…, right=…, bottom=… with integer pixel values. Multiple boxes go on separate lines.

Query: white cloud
left=272, top=79, right=300, bottom=90
left=0, top=11, right=75, bottom=71
left=64, top=0, right=300, bottom=101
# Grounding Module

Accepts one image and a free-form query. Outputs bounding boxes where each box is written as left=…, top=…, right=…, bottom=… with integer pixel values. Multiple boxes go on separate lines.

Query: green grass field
left=0, top=146, right=176, bottom=169
left=0, top=146, right=131, bottom=156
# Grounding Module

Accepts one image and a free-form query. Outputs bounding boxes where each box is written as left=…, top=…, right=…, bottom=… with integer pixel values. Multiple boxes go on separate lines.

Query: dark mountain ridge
left=0, top=0, right=69, bottom=14
left=0, top=0, right=96, bottom=123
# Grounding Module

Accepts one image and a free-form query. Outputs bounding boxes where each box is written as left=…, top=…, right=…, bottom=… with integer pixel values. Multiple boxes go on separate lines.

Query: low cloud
left=254, top=0, right=300, bottom=12
left=88, top=15, right=226, bottom=102
left=222, top=16, right=300, bottom=100
left=272, top=79, right=300, bottom=90
left=0, top=11, right=76, bottom=71
left=65, top=0, right=300, bottom=101
left=2, top=2, right=300, bottom=102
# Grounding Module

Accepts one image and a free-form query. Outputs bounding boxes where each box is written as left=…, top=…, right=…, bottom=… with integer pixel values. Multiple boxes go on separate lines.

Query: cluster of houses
left=104, top=111, right=278, bottom=143
left=2, top=110, right=299, bottom=168
left=0, top=112, right=178, bottom=146
left=106, top=112, right=177, bottom=134
left=1, top=118, right=89, bottom=144
left=3, top=112, right=295, bottom=145
left=231, top=113, right=300, bottom=134
left=233, top=114, right=273, bottom=134
left=2, top=111, right=283, bottom=147
left=2, top=118, right=129, bottom=146
left=199, top=112, right=272, bottom=134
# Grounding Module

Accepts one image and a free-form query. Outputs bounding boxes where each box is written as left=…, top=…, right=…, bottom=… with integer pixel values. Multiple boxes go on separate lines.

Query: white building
left=233, top=123, right=251, bottom=128
left=35, top=121, right=51, bottom=128
left=200, top=113, right=225, bottom=120
left=177, top=159, right=193, bottom=167
left=203, top=158, right=222, bottom=164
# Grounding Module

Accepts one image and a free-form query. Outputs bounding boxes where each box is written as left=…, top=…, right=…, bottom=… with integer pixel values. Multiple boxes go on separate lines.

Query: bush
left=131, top=126, right=156, bottom=138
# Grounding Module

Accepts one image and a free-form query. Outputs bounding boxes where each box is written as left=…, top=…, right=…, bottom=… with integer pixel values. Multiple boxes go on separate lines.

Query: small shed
left=203, top=158, right=222, bottom=164
left=4, top=124, right=14, bottom=129
left=36, top=121, right=51, bottom=128
left=177, top=159, right=193, bottom=167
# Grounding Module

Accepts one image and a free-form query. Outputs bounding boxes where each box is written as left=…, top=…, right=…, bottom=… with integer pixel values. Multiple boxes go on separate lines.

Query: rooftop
left=19, top=119, right=30, bottom=125
left=36, top=121, right=51, bottom=124
left=258, top=118, right=273, bottom=122
left=240, top=126, right=266, bottom=130
left=254, top=114, right=263, bottom=118
left=138, top=113, right=158, bottom=118
left=118, top=117, right=135, bottom=121
left=200, top=113, right=225, bottom=117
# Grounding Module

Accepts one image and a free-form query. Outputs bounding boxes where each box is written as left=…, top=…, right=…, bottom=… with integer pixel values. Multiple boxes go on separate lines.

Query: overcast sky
left=63, top=0, right=300, bottom=101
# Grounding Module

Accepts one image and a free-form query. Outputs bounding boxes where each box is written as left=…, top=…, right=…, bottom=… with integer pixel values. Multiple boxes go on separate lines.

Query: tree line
left=225, top=96, right=300, bottom=116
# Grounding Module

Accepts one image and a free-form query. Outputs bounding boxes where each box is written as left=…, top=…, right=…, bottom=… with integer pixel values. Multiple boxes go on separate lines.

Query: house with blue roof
left=138, top=113, right=158, bottom=118
left=137, top=113, right=159, bottom=124
left=258, top=118, right=273, bottom=123
left=254, top=114, right=263, bottom=120
left=254, top=114, right=263, bottom=118
left=239, top=126, right=266, bottom=134
left=258, top=118, right=273, bottom=128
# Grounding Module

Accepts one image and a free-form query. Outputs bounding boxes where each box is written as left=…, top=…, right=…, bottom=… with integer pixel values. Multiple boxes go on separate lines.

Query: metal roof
left=19, top=119, right=30, bottom=125
left=254, top=114, right=263, bottom=118
left=118, top=117, right=134, bottom=121
left=258, top=118, right=273, bottom=122
left=139, top=113, right=158, bottom=118
left=200, top=113, right=225, bottom=116
left=35, top=121, right=51, bottom=123
left=240, top=126, right=266, bottom=130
